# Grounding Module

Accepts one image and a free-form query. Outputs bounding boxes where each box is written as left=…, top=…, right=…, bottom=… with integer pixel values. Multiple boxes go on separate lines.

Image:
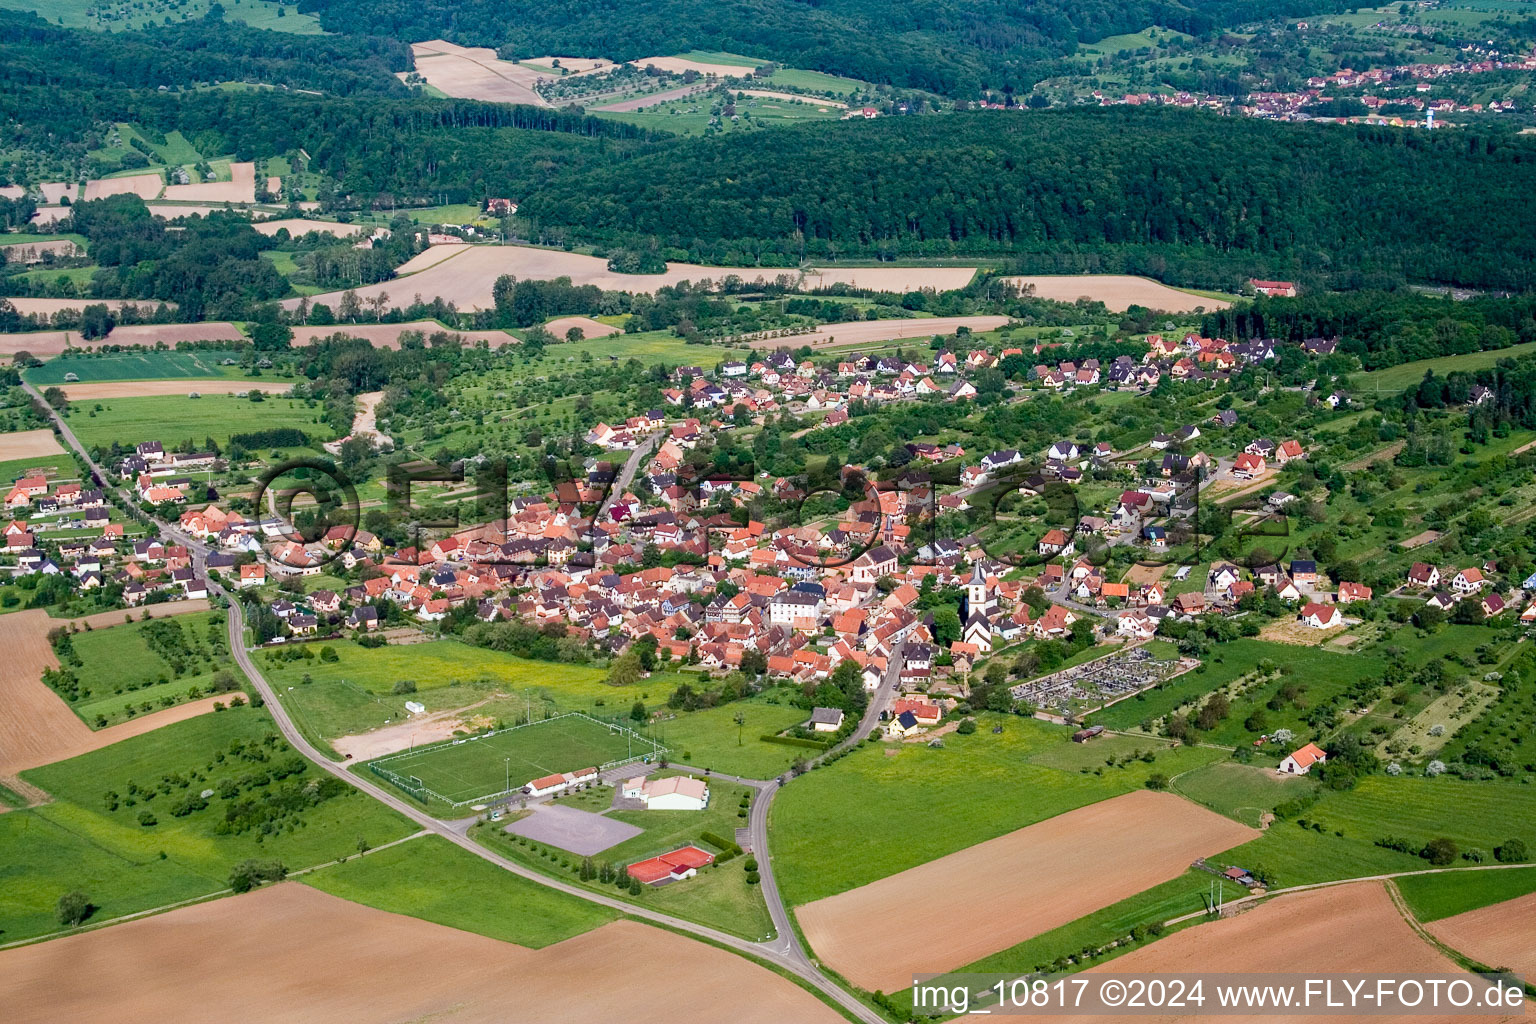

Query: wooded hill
left=520, top=108, right=1536, bottom=292
left=296, top=0, right=1344, bottom=95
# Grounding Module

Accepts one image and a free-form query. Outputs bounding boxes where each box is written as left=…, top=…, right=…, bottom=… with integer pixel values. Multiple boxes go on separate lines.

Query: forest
left=520, top=109, right=1536, bottom=291
left=295, top=0, right=1344, bottom=95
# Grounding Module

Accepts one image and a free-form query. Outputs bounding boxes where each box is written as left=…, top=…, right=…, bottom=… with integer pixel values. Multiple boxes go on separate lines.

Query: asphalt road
left=24, top=386, right=885, bottom=1024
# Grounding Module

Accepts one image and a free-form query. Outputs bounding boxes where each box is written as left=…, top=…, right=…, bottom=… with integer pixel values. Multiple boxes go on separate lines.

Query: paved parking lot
left=504, top=803, right=641, bottom=855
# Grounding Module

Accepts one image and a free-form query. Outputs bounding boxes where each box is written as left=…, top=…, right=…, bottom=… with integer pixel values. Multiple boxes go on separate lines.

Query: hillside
left=295, top=0, right=1346, bottom=94
left=521, top=107, right=1536, bottom=290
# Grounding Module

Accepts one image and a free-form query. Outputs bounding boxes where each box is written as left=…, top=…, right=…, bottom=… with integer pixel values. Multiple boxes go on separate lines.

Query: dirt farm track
left=0, top=603, right=216, bottom=778
left=795, top=790, right=1256, bottom=992
left=0, top=883, right=844, bottom=1024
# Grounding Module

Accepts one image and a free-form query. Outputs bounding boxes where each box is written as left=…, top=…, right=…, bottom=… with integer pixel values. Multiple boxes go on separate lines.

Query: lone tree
left=734, top=710, right=746, bottom=746
left=56, top=890, right=92, bottom=927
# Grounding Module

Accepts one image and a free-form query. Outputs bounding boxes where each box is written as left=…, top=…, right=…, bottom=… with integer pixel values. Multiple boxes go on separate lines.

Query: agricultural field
left=1397, top=865, right=1536, bottom=923
left=1350, top=340, right=1536, bottom=395
left=369, top=713, right=657, bottom=805
left=770, top=715, right=1228, bottom=907
left=999, top=275, right=1234, bottom=312
left=302, top=833, right=617, bottom=946
left=0, top=709, right=416, bottom=944
left=1425, top=888, right=1536, bottom=978
left=794, top=790, right=1254, bottom=992
left=62, top=392, right=330, bottom=450
left=596, top=89, right=847, bottom=135
left=0, top=883, right=843, bottom=1024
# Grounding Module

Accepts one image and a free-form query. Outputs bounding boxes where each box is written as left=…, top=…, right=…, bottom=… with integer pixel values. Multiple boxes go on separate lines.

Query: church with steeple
left=962, top=560, right=996, bottom=651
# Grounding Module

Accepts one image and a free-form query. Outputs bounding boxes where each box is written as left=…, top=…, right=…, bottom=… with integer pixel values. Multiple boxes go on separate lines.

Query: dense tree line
left=0, top=11, right=410, bottom=98
left=1204, top=291, right=1536, bottom=370
left=296, top=0, right=1344, bottom=95
left=519, top=108, right=1536, bottom=291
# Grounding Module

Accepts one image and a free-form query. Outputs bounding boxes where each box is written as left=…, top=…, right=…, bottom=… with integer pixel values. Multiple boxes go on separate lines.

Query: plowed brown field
left=1000, top=275, right=1229, bottom=313
left=796, top=790, right=1256, bottom=992
left=0, top=883, right=844, bottom=1024
left=0, top=602, right=215, bottom=776
left=1041, top=882, right=1514, bottom=1024
left=0, top=429, right=66, bottom=462
left=1426, top=891, right=1536, bottom=980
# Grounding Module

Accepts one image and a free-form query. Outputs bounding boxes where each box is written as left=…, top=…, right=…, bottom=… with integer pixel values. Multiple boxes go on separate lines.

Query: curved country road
left=22, top=383, right=884, bottom=1024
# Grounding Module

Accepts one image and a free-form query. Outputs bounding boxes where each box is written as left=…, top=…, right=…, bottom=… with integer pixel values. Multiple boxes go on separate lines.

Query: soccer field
left=370, top=714, right=660, bottom=805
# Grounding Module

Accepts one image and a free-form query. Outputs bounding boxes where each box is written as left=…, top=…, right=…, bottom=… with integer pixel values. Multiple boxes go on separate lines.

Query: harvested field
left=0, top=603, right=215, bottom=776
left=1055, top=883, right=1473, bottom=1024
left=0, top=239, right=80, bottom=262
left=795, top=790, right=1255, bottom=992
left=253, top=218, right=366, bottom=238
left=750, top=315, right=1007, bottom=349
left=526, top=55, right=611, bottom=73
left=1, top=322, right=239, bottom=356
left=0, top=185, right=24, bottom=200
left=146, top=204, right=273, bottom=221
left=27, top=207, right=69, bottom=229
left=0, top=883, right=844, bottom=1024
left=37, top=183, right=78, bottom=204
left=282, top=245, right=764, bottom=310
left=60, top=379, right=291, bottom=400
left=3, top=297, right=171, bottom=317
left=595, top=84, right=707, bottom=112
left=290, top=321, right=513, bottom=349
left=82, top=173, right=163, bottom=202
left=395, top=242, right=470, bottom=274
left=545, top=315, right=622, bottom=339
left=1000, top=274, right=1230, bottom=313
left=635, top=55, right=757, bottom=77
left=1402, top=529, right=1442, bottom=549
left=0, top=332, right=73, bottom=356
left=287, top=246, right=978, bottom=310
left=1426, top=891, right=1536, bottom=979
left=266, top=175, right=281, bottom=194
left=161, top=162, right=257, bottom=204
left=800, top=266, right=979, bottom=293
left=0, top=429, right=66, bottom=462
left=408, top=40, right=551, bottom=106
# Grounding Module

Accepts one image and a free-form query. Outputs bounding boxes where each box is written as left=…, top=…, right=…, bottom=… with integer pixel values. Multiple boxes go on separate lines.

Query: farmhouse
left=1278, top=742, right=1328, bottom=775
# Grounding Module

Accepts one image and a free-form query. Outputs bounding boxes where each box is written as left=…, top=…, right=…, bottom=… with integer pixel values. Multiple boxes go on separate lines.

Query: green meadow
left=63, top=393, right=327, bottom=449
left=1, top=709, right=414, bottom=943
left=770, top=715, right=1227, bottom=906
left=1396, top=865, right=1536, bottom=923
left=63, top=610, right=236, bottom=727
left=303, top=834, right=616, bottom=946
